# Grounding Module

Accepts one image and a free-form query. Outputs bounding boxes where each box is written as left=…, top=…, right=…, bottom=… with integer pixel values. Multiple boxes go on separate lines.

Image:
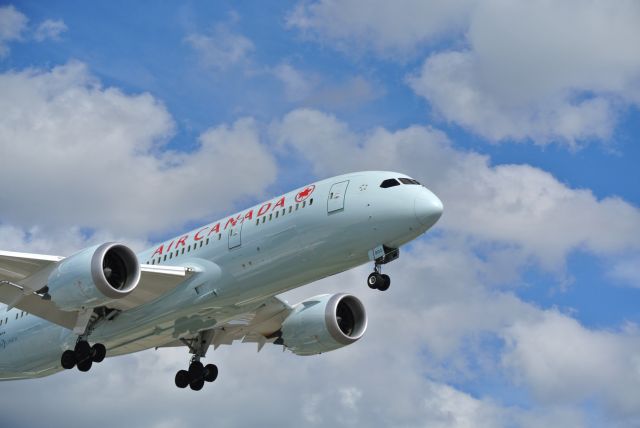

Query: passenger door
left=327, top=180, right=349, bottom=213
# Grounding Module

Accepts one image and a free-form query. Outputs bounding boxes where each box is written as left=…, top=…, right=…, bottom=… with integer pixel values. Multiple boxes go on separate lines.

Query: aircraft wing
left=0, top=250, right=194, bottom=330
left=160, top=296, right=292, bottom=352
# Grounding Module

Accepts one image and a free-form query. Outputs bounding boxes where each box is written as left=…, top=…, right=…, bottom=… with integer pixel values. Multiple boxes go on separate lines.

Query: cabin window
left=163, top=255, right=167, bottom=261
left=295, top=203, right=299, bottom=210
left=200, top=241, right=204, bottom=247
left=309, top=198, right=314, bottom=205
left=256, top=219, right=260, bottom=225
left=275, top=211, right=279, bottom=218
left=175, top=250, right=179, bottom=257
left=262, top=216, right=266, bottom=223
left=282, top=209, right=286, bottom=216
left=380, top=178, right=400, bottom=188
left=170, top=253, right=173, bottom=259
left=151, top=260, right=155, bottom=265
left=269, top=214, right=273, bottom=221
left=181, top=248, right=185, bottom=254
left=289, top=206, right=292, bottom=213
left=218, top=233, right=222, bottom=240
left=302, top=201, right=306, bottom=208
left=206, top=238, right=210, bottom=245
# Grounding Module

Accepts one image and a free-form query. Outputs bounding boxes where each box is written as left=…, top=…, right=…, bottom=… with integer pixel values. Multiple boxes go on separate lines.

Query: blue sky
left=1, top=1, right=640, bottom=427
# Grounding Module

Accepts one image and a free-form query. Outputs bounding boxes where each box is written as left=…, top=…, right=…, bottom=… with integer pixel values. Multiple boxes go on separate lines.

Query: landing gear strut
left=60, top=340, right=107, bottom=372
left=175, top=330, right=218, bottom=391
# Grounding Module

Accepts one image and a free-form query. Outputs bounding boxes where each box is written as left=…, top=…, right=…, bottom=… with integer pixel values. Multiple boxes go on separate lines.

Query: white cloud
left=289, top=0, right=640, bottom=145
left=273, top=62, right=382, bottom=109
left=286, top=0, right=473, bottom=58
left=503, top=311, right=640, bottom=420
left=185, top=24, right=254, bottom=71
left=0, top=5, right=28, bottom=58
left=272, top=108, right=640, bottom=270
left=408, top=0, right=640, bottom=145
left=0, top=62, right=278, bottom=240
left=609, top=255, right=640, bottom=288
left=34, top=19, right=68, bottom=42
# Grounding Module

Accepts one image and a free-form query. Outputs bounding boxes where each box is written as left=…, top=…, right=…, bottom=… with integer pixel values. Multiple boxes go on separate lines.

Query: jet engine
left=280, top=293, right=367, bottom=355
left=47, top=242, right=141, bottom=311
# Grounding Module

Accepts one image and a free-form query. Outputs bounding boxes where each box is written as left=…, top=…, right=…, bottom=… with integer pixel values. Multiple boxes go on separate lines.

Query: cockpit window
left=398, top=177, right=420, bottom=185
left=380, top=178, right=401, bottom=188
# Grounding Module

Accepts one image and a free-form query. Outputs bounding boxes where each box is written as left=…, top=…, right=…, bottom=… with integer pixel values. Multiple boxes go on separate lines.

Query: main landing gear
left=60, top=340, right=107, bottom=372
left=175, top=330, right=218, bottom=391
left=174, top=357, right=218, bottom=391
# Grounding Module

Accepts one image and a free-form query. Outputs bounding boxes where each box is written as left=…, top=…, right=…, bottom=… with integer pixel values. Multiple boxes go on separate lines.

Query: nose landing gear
left=367, top=245, right=398, bottom=291
left=367, top=268, right=391, bottom=291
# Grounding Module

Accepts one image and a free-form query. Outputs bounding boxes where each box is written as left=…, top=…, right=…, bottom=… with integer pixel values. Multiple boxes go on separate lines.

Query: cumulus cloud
left=0, top=4, right=28, bottom=58
left=408, top=0, right=640, bottom=145
left=0, top=62, right=278, bottom=241
left=503, top=311, right=640, bottom=420
left=286, top=0, right=473, bottom=58
left=273, top=62, right=382, bottom=109
left=185, top=24, right=254, bottom=71
left=288, top=0, right=640, bottom=145
left=272, top=108, right=640, bottom=269
left=34, top=19, right=68, bottom=42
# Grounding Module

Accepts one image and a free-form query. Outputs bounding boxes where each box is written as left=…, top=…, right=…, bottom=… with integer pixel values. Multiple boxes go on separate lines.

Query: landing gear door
left=328, top=180, right=349, bottom=213
left=228, top=222, right=242, bottom=249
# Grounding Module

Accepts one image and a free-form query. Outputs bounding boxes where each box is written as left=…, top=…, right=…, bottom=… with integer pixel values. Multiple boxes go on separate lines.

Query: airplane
left=0, top=171, right=443, bottom=391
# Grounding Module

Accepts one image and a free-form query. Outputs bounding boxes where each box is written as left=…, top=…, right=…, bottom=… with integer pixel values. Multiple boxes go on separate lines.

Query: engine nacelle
left=280, top=293, right=367, bottom=356
left=47, top=242, right=141, bottom=311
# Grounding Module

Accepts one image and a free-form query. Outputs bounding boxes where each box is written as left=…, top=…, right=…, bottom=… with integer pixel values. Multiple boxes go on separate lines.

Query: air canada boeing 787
left=0, top=171, right=442, bottom=391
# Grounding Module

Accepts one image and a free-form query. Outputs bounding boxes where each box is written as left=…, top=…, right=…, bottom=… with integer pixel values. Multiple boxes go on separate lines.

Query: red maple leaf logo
left=295, top=185, right=315, bottom=202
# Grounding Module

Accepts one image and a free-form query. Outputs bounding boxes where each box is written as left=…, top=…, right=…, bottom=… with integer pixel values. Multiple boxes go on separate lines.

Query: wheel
left=74, top=340, right=90, bottom=360
left=77, top=359, right=93, bottom=372
left=175, top=370, right=189, bottom=389
left=378, top=274, right=391, bottom=291
left=188, top=361, right=204, bottom=380
left=204, top=364, right=218, bottom=382
left=190, top=378, right=205, bottom=391
left=367, top=272, right=381, bottom=289
left=92, top=343, right=106, bottom=363
left=61, top=350, right=76, bottom=369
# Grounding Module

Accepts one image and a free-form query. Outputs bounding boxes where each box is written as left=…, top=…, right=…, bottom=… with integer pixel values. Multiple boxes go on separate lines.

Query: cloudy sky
left=1, top=1, right=639, bottom=427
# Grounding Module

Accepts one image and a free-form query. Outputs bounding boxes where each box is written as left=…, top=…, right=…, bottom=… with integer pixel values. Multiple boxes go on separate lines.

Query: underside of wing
left=160, top=296, right=292, bottom=353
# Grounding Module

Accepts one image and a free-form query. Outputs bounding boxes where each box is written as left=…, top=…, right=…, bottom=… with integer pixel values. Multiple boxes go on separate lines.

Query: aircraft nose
left=414, top=192, right=443, bottom=227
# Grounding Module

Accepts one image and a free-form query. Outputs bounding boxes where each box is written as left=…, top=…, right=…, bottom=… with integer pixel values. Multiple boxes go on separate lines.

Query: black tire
left=188, top=361, right=204, bottom=380
left=204, top=364, right=218, bottom=382
left=92, top=343, right=107, bottom=363
left=61, top=350, right=76, bottom=369
left=190, top=379, right=205, bottom=391
left=367, top=272, right=380, bottom=289
left=378, top=274, right=391, bottom=291
left=175, top=370, right=189, bottom=389
left=77, top=359, right=93, bottom=372
left=74, top=340, right=90, bottom=361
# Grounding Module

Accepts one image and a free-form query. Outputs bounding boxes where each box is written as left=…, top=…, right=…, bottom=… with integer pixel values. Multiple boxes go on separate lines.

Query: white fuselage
left=0, top=171, right=443, bottom=379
